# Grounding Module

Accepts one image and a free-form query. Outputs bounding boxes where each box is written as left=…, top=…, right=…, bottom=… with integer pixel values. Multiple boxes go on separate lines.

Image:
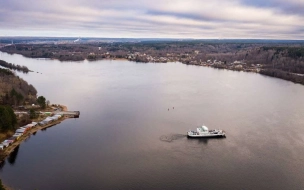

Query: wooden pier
left=57, top=111, right=80, bottom=118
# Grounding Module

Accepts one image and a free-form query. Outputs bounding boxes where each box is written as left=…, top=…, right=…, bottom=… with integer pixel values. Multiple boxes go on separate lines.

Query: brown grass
left=0, top=131, right=15, bottom=143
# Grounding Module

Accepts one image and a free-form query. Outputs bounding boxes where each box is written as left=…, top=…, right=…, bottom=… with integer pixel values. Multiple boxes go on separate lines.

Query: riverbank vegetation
left=0, top=60, right=30, bottom=73
left=0, top=66, right=46, bottom=139
left=0, top=106, right=17, bottom=131
left=0, top=179, right=6, bottom=190
left=1, top=41, right=304, bottom=84
left=37, top=96, right=46, bottom=109
left=0, top=58, right=69, bottom=188
left=0, top=68, right=37, bottom=106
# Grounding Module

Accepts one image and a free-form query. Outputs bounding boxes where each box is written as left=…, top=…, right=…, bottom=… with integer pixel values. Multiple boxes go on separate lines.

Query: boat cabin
left=197, top=126, right=209, bottom=134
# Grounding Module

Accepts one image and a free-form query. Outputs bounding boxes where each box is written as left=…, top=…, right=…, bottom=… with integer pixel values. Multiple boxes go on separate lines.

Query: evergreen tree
left=37, top=96, right=46, bottom=109
left=0, top=105, right=17, bottom=131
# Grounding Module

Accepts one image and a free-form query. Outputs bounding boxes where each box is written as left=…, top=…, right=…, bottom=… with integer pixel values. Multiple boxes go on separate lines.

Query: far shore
left=0, top=51, right=129, bottom=62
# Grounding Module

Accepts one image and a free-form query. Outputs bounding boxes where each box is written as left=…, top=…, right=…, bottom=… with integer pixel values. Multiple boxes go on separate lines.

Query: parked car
left=16, top=129, right=26, bottom=133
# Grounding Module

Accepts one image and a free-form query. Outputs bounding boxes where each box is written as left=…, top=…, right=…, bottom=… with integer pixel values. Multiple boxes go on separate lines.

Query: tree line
left=0, top=60, right=30, bottom=73
left=1, top=42, right=304, bottom=85
left=0, top=105, right=17, bottom=131
left=0, top=67, right=37, bottom=106
left=0, top=67, right=14, bottom=76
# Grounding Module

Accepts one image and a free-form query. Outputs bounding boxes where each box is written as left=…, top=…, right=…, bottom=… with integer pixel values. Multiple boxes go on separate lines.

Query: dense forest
left=0, top=68, right=37, bottom=106
left=0, top=67, right=38, bottom=132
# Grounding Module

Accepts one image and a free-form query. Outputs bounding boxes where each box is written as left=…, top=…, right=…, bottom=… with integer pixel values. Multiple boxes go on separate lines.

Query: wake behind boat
left=187, top=125, right=226, bottom=138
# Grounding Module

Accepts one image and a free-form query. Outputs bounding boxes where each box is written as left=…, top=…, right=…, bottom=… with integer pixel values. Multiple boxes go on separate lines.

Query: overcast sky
left=1, top=0, right=304, bottom=39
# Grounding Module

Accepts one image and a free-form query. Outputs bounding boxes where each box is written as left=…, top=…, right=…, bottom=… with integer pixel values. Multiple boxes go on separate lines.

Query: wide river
left=1, top=52, right=304, bottom=190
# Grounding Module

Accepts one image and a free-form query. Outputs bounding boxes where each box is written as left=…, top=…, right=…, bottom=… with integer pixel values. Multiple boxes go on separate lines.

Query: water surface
left=1, top=52, right=304, bottom=190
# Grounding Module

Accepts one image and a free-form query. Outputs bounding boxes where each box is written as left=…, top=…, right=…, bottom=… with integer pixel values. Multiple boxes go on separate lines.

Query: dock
left=55, top=111, right=80, bottom=118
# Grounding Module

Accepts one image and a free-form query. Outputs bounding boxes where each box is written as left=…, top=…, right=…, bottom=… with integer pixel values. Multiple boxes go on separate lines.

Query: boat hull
left=187, top=126, right=226, bottom=138
left=187, top=133, right=226, bottom=138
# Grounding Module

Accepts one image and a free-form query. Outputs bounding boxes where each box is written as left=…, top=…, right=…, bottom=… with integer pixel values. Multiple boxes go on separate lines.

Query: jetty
left=56, top=111, right=80, bottom=118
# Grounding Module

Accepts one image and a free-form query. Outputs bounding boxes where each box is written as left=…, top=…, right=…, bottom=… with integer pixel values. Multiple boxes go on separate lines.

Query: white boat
left=187, top=125, right=226, bottom=138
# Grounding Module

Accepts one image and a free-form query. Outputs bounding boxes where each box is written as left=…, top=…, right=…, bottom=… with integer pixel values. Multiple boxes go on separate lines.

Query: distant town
left=1, top=37, right=304, bottom=84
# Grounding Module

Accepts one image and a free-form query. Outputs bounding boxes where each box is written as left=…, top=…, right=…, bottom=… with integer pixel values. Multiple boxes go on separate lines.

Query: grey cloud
left=0, top=0, right=303, bottom=39
left=146, top=10, right=224, bottom=23
left=239, top=0, right=304, bottom=16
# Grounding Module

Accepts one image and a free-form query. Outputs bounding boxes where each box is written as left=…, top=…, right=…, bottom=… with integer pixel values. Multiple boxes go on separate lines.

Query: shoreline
left=2, top=50, right=303, bottom=86
left=0, top=116, right=67, bottom=162
left=0, top=104, right=77, bottom=163
left=0, top=51, right=129, bottom=62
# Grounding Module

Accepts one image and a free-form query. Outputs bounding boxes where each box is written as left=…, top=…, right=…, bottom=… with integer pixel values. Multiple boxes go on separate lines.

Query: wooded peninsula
left=0, top=67, right=44, bottom=137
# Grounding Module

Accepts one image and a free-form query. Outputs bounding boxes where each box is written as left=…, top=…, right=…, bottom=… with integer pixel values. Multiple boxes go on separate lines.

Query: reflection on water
left=0, top=146, right=21, bottom=170
left=0, top=161, right=5, bottom=170
left=8, top=146, right=20, bottom=165
left=187, top=136, right=226, bottom=144
left=0, top=52, right=304, bottom=190
left=160, top=134, right=226, bottom=144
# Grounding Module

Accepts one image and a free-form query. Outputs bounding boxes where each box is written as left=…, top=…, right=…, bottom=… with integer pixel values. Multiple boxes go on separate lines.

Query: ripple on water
left=159, top=134, right=186, bottom=142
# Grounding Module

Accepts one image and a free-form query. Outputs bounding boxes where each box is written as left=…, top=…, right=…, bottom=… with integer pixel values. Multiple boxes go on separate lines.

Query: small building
left=39, top=121, right=46, bottom=126
left=235, top=65, right=243, bottom=69
left=13, top=133, right=22, bottom=137
left=45, top=117, right=54, bottom=122
left=26, top=124, right=34, bottom=128
left=20, top=126, right=30, bottom=131
left=13, top=134, right=21, bottom=140
left=16, top=129, right=26, bottom=133
left=49, top=116, right=58, bottom=121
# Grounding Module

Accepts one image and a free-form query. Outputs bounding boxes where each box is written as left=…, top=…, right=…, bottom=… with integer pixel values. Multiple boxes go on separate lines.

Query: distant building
left=235, top=65, right=243, bottom=69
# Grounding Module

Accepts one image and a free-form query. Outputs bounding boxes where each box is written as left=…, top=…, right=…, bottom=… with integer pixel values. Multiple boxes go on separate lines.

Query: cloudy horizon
left=1, top=0, right=304, bottom=39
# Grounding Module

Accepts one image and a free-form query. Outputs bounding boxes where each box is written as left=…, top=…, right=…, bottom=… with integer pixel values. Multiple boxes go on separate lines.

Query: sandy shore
left=60, top=105, right=68, bottom=111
